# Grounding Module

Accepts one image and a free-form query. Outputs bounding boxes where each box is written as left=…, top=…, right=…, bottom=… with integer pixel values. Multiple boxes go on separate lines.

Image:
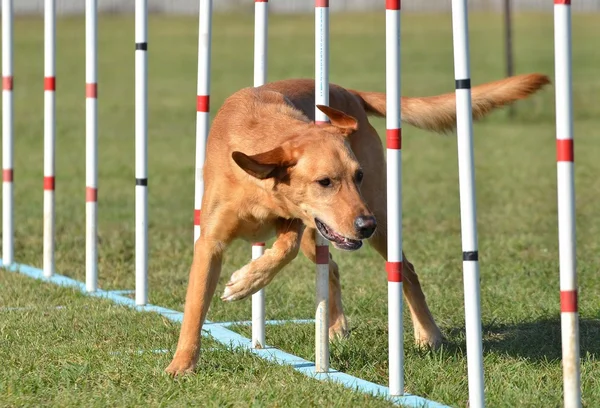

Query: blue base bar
left=2, top=260, right=449, bottom=408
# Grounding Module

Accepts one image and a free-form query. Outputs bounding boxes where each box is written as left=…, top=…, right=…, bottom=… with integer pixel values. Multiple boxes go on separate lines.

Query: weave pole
left=2, top=0, right=14, bottom=267
left=135, top=0, right=149, bottom=305
left=85, top=0, right=99, bottom=292
left=554, top=1, right=581, bottom=407
left=450, top=1, right=485, bottom=407
left=43, top=0, right=56, bottom=277
left=193, top=0, right=212, bottom=245
left=251, top=0, right=269, bottom=349
left=385, top=0, right=404, bottom=396
left=314, top=0, right=330, bottom=374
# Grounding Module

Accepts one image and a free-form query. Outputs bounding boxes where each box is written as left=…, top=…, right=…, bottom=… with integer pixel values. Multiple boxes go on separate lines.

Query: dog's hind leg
left=221, top=218, right=304, bottom=301
left=300, top=227, right=348, bottom=340
left=166, top=234, right=225, bottom=376
left=368, top=228, right=443, bottom=349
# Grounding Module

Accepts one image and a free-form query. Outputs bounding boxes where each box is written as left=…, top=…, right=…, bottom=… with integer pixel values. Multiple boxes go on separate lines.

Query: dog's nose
left=354, top=215, right=377, bottom=239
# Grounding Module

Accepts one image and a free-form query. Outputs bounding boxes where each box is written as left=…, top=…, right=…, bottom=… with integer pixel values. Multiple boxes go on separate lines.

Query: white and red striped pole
left=86, top=0, right=98, bottom=292
left=2, top=0, right=14, bottom=266
left=135, top=0, right=149, bottom=305
left=43, top=0, right=56, bottom=277
left=554, top=1, right=581, bottom=407
left=314, top=0, right=330, bottom=374
left=450, top=1, right=485, bottom=406
left=385, top=0, right=404, bottom=397
left=193, top=0, right=212, bottom=245
left=251, top=0, right=268, bottom=350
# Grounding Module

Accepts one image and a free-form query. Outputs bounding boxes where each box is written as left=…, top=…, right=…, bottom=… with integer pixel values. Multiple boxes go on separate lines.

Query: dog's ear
left=315, top=105, right=358, bottom=136
left=232, top=147, right=297, bottom=180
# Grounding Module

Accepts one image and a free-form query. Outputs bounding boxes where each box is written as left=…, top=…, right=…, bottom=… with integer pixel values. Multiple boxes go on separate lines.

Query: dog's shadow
left=442, top=317, right=600, bottom=361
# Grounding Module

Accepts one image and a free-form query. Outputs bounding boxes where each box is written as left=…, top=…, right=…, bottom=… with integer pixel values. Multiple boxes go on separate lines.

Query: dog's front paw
left=165, top=354, right=197, bottom=376
left=221, top=264, right=270, bottom=302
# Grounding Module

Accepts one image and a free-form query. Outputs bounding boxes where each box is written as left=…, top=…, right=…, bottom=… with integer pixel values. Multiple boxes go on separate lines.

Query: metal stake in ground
left=251, top=0, right=269, bottom=350
left=450, top=1, right=485, bottom=406
left=135, top=0, right=149, bottom=305
left=553, top=1, right=581, bottom=407
left=193, top=0, right=213, bottom=245
left=85, top=0, right=99, bottom=292
left=43, top=0, right=56, bottom=278
left=385, top=0, right=404, bottom=397
left=314, top=0, right=330, bottom=374
left=2, top=0, right=14, bottom=267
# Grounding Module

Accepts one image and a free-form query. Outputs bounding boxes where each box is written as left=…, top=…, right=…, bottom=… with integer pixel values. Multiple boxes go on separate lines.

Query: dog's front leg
left=221, top=218, right=304, bottom=301
left=166, top=236, right=224, bottom=376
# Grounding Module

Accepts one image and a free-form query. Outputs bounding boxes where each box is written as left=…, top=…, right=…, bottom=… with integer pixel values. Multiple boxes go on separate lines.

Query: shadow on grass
left=443, top=318, right=600, bottom=361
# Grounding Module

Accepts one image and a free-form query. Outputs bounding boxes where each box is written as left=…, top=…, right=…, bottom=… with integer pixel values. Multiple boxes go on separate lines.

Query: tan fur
left=350, top=73, right=551, bottom=133
left=165, top=74, right=550, bottom=376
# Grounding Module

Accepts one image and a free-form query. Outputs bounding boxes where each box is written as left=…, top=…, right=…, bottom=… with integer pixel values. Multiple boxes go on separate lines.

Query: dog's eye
left=317, top=178, right=332, bottom=187
left=355, top=170, right=364, bottom=183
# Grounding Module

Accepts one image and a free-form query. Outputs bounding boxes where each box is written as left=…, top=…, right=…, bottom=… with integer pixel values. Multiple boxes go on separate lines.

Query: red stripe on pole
left=387, top=128, right=402, bottom=150
left=44, top=176, right=55, bottom=191
left=86, top=187, right=97, bottom=202
left=3, top=169, right=13, bottom=182
left=557, top=139, right=574, bottom=162
left=2, top=76, right=13, bottom=91
left=386, top=0, right=401, bottom=10
left=194, top=209, right=201, bottom=226
left=316, top=245, right=329, bottom=264
left=386, top=261, right=403, bottom=282
left=560, top=290, right=578, bottom=313
left=255, top=0, right=268, bottom=2
left=253, top=242, right=266, bottom=246
left=197, top=95, right=210, bottom=113
left=86, top=83, right=97, bottom=98
left=315, top=0, right=329, bottom=6
left=44, top=77, right=56, bottom=91
left=554, top=0, right=571, bottom=4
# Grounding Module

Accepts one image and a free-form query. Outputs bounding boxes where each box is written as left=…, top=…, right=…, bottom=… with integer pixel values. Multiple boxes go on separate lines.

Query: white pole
left=450, top=1, right=485, bottom=406
left=314, top=0, right=330, bottom=374
left=252, top=244, right=266, bottom=348
left=193, top=0, right=212, bottom=245
left=251, top=0, right=268, bottom=350
left=554, top=1, right=581, bottom=407
left=2, top=0, right=14, bottom=266
left=85, top=0, right=98, bottom=292
left=43, top=0, right=56, bottom=278
left=385, top=0, right=404, bottom=397
left=135, top=0, right=148, bottom=305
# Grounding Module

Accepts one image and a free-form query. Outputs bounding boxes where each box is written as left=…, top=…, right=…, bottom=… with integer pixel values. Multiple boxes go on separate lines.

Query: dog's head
left=232, top=105, right=375, bottom=251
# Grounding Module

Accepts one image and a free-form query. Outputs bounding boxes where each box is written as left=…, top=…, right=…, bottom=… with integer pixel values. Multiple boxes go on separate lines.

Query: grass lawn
left=1, top=11, right=600, bottom=407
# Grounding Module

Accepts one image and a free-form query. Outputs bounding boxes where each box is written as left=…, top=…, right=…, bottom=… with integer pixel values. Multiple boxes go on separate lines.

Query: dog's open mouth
left=315, top=218, right=362, bottom=251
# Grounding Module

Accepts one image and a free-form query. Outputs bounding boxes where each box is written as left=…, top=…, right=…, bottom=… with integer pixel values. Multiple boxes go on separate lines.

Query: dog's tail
left=349, top=73, right=550, bottom=133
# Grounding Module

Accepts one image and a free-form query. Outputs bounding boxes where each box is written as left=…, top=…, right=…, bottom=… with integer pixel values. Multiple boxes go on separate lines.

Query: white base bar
left=86, top=202, right=97, bottom=292
left=135, top=185, right=148, bottom=305
left=388, top=280, right=403, bottom=396
left=2, top=181, right=13, bottom=266
left=561, top=311, right=581, bottom=408
left=252, top=244, right=266, bottom=348
left=315, top=237, right=329, bottom=373
left=43, top=190, right=54, bottom=277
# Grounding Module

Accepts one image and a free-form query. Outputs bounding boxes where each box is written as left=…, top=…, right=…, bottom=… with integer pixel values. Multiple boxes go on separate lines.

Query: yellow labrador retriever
left=166, top=74, right=550, bottom=375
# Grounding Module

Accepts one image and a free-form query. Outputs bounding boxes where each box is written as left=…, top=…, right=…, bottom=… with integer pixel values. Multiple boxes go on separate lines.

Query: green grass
left=1, top=11, right=600, bottom=407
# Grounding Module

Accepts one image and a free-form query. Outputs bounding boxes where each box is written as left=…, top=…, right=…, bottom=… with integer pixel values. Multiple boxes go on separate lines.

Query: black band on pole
left=463, top=251, right=479, bottom=261
left=135, top=42, right=148, bottom=51
left=455, top=78, right=471, bottom=90
left=136, top=178, right=148, bottom=186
